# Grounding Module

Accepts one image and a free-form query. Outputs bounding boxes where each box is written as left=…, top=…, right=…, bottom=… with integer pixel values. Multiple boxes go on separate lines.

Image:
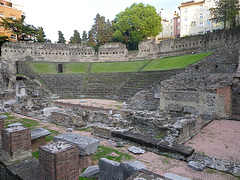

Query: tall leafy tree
left=57, top=31, right=65, bottom=43
left=87, top=13, right=114, bottom=51
left=210, top=0, right=240, bottom=28
left=0, top=16, right=37, bottom=41
left=82, top=30, right=88, bottom=45
left=113, top=3, right=162, bottom=50
left=104, top=19, right=114, bottom=43
left=36, top=27, right=46, bottom=42
left=70, top=30, right=81, bottom=44
left=87, top=29, right=96, bottom=47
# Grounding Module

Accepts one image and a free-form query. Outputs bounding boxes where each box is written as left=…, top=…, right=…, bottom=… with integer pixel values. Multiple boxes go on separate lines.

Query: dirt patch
left=54, top=99, right=124, bottom=110
left=185, top=120, right=240, bottom=163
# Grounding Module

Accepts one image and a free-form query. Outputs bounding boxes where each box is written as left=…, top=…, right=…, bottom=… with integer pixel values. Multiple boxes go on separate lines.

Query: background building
left=0, top=0, right=24, bottom=41
left=157, top=9, right=178, bottom=40
left=178, top=0, right=224, bottom=37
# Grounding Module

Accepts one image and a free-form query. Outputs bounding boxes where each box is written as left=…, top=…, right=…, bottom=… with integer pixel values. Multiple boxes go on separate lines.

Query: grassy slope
left=27, top=52, right=213, bottom=74
left=27, top=62, right=57, bottom=74
left=142, top=51, right=213, bottom=71
left=90, top=60, right=150, bottom=73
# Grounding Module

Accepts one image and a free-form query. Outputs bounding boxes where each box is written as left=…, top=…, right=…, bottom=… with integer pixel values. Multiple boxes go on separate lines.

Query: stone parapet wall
left=2, top=27, right=239, bottom=66
left=2, top=41, right=96, bottom=63
left=157, top=27, right=240, bottom=54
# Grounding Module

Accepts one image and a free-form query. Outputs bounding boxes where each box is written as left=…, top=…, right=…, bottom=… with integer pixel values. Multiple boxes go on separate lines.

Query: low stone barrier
left=111, top=131, right=194, bottom=157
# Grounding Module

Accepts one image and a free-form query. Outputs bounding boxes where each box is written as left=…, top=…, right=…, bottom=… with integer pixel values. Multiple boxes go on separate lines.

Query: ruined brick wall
left=160, top=43, right=240, bottom=119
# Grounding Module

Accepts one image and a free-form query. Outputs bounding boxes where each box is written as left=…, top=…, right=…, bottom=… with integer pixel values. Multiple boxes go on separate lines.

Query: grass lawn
left=90, top=60, right=150, bottom=73
left=64, top=63, right=89, bottom=74
left=27, top=62, right=57, bottom=74
left=27, top=52, right=213, bottom=74
left=142, top=51, right=213, bottom=71
left=3, top=115, right=40, bottom=129
left=93, top=146, right=134, bottom=162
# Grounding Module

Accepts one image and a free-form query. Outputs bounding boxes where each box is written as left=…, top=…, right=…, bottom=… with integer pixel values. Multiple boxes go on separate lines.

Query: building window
left=198, top=5, right=204, bottom=10
left=191, top=21, right=196, bottom=27
left=184, top=25, right=188, bottom=29
left=184, top=8, right=188, bottom=13
left=184, top=16, right=188, bottom=21
left=178, top=19, right=180, bottom=23
left=10, top=14, right=16, bottom=19
left=11, top=34, right=16, bottom=39
left=198, top=22, right=204, bottom=27
left=199, top=14, right=204, bottom=19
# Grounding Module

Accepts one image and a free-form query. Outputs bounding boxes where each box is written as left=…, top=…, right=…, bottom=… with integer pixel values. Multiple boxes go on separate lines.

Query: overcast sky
left=11, top=0, right=182, bottom=42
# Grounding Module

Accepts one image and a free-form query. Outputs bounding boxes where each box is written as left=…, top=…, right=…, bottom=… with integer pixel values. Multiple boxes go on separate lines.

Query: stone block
left=0, top=115, right=8, bottom=120
left=31, top=128, right=51, bottom=141
left=53, top=133, right=100, bottom=155
left=98, top=158, right=123, bottom=180
left=164, top=173, right=191, bottom=180
left=156, top=140, right=194, bottom=157
left=7, top=122, right=23, bottom=128
left=128, top=146, right=145, bottom=154
left=80, top=165, right=99, bottom=179
left=111, top=131, right=159, bottom=147
left=42, top=107, right=59, bottom=117
left=120, top=161, right=147, bottom=179
left=116, top=142, right=124, bottom=147
left=127, top=168, right=167, bottom=180
left=188, top=161, right=206, bottom=171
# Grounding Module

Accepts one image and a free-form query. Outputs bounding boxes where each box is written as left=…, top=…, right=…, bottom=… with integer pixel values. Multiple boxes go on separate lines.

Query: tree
left=70, top=30, right=81, bottom=44
left=210, top=0, right=240, bottom=28
left=0, top=16, right=37, bottom=41
left=87, top=13, right=114, bottom=51
left=36, top=27, right=46, bottom=42
left=57, top=31, right=65, bottom=43
left=113, top=30, right=124, bottom=42
left=82, top=31, right=88, bottom=45
left=0, top=36, right=9, bottom=51
left=113, top=3, right=162, bottom=50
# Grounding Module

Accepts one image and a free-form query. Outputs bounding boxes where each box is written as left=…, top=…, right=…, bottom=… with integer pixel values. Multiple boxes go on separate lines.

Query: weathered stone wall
left=160, top=43, right=240, bottom=119
left=157, top=27, right=240, bottom=55
left=98, top=42, right=128, bottom=61
left=49, top=107, right=206, bottom=143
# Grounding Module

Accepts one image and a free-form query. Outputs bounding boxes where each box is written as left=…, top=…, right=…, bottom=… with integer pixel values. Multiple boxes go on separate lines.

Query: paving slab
left=53, top=133, right=100, bottom=155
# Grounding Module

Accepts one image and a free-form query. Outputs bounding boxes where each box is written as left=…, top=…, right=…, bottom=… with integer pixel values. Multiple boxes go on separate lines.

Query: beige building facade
left=0, top=0, right=23, bottom=41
